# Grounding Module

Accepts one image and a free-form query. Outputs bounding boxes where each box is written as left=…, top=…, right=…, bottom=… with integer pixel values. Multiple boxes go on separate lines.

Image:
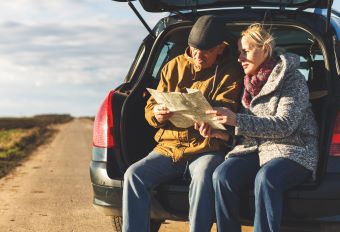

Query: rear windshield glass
left=150, top=24, right=324, bottom=83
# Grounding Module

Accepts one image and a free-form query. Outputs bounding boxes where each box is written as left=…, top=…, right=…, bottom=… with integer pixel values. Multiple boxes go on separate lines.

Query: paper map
left=147, top=88, right=226, bottom=130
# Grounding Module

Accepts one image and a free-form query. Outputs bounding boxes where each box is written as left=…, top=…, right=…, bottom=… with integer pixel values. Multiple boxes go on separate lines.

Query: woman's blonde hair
left=241, top=23, right=275, bottom=57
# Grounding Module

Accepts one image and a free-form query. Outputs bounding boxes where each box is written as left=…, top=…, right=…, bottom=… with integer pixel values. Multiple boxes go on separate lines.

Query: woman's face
left=238, top=36, right=268, bottom=76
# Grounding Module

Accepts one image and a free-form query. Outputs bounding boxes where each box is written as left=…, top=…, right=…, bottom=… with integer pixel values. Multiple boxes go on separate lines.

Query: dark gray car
left=90, top=0, right=340, bottom=231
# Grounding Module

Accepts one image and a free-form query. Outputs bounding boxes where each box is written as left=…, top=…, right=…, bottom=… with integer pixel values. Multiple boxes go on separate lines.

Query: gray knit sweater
left=227, top=51, right=319, bottom=178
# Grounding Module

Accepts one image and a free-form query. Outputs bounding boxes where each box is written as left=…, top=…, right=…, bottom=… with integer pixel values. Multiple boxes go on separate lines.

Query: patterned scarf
left=242, top=57, right=277, bottom=108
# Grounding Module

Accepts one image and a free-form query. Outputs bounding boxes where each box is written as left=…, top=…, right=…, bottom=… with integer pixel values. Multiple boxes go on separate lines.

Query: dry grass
left=0, top=114, right=73, bottom=130
left=0, top=128, right=37, bottom=151
left=0, top=114, right=74, bottom=178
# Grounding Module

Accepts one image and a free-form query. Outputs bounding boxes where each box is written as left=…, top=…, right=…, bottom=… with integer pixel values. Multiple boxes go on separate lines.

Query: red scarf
left=242, top=58, right=277, bottom=109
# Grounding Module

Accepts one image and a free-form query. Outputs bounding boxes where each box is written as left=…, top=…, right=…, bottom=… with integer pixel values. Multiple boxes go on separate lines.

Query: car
left=90, top=0, right=340, bottom=231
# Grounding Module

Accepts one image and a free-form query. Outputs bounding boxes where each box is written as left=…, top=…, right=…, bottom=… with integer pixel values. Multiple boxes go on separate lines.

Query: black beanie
left=188, top=15, right=225, bottom=50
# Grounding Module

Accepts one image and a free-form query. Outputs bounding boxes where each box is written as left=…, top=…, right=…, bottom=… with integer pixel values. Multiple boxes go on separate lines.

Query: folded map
left=147, top=88, right=226, bottom=130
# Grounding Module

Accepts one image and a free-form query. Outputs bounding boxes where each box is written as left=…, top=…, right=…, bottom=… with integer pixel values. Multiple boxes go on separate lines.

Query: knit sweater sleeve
left=235, top=71, right=310, bottom=139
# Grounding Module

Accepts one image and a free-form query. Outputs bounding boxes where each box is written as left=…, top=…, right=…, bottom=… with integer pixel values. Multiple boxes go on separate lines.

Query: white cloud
left=0, top=1, right=164, bottom=26
left=0, top=1, right=166, bottom=116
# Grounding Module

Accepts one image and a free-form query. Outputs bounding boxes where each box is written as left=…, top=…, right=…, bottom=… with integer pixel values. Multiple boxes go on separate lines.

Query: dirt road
left=0, top=119, right=252, bottom=232
left=0, top=119, right=113, bottom=231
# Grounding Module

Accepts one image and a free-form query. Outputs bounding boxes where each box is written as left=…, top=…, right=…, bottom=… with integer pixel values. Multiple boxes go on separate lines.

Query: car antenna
left=127, top=0, right=156, bottom=40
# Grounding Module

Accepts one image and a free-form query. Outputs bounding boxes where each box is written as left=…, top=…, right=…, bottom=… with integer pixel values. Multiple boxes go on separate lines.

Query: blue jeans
left=213, top=153, right=311, bottom=232
left=122, top=151, right=224, bottom=232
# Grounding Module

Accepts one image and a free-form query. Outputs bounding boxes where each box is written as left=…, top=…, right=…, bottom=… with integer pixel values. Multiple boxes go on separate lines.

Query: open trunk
left=98, top=10, right=340, bottom=222
left=117, top=9, right=330, bottom=179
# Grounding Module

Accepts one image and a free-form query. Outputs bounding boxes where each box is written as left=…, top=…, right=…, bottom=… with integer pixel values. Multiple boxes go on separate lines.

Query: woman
left=195, top=23, right=319, bottom=232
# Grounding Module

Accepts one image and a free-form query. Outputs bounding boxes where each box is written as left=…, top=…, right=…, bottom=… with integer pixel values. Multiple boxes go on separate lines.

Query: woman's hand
left=153, top=104, right=173, bottom=123
left=194, top=122, right=212, bottom=137
left=206, top=107, right=237, bottom=126
left=194, top=122, right=230, bottom=141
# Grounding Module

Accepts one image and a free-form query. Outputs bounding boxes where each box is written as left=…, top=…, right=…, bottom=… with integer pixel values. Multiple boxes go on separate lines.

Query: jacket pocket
left=154, top=128, right=165, bottom=142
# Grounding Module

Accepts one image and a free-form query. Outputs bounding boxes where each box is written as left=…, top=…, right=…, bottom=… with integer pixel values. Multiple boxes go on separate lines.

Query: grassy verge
left=0, top=114, right=73, bottom=129
left=0, top=114, right=73, bottom=179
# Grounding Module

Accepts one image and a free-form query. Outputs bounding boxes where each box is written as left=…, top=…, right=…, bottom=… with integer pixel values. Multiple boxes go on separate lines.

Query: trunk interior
left=116, top=18, right=331, bottom=216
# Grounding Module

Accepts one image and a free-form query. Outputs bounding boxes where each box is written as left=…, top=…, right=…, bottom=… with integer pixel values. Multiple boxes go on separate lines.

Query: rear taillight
left=93, top=91, right=115, bottom=148
left=330, top=111, right=340, bottom=157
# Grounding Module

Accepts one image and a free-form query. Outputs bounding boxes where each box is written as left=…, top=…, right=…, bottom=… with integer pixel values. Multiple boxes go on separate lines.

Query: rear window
left=151, top=27, right=189, bottom=79
left=150, top=24, right=326, bottom=89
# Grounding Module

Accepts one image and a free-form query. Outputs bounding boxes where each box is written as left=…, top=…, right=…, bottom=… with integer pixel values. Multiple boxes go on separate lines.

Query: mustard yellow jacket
left=145, top=48, right=243, bottom=162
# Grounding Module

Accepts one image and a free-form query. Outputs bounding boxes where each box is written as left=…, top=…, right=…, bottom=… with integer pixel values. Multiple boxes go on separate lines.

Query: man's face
left=189, top=43, right=225, bottom=69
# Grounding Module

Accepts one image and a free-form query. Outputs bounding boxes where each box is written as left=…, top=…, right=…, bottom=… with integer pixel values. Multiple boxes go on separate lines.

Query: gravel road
left=0, top=119, right=252, bottom=232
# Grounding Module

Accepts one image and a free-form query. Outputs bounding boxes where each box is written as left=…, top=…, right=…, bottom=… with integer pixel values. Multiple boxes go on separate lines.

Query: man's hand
left=153, top=104, right=173, bottom=124
left=194, top=122, right=230, bottom=141
left=206, top=107, right=237, bottom=126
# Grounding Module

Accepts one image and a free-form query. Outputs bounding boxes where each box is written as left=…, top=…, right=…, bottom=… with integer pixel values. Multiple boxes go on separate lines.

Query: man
left=122, top=15, right=243, bottom=232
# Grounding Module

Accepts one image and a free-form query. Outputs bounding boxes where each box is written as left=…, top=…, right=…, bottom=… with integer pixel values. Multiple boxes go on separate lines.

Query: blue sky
left=0, top=1, right=339, bottom=117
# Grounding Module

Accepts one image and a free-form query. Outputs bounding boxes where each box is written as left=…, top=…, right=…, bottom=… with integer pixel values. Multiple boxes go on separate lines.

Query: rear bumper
left=90, top=161, right=185, bottom=220
left=90, top=160, right=340, bottom=223
left=282, top=173, right=340, bottom=222
left=91, top=183, right=186, bottom=220
left=92, top=183, right=122, bottom=216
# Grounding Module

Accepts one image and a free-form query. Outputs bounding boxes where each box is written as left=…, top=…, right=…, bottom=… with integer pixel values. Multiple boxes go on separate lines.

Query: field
left=0, top=114, right=73, bottom=178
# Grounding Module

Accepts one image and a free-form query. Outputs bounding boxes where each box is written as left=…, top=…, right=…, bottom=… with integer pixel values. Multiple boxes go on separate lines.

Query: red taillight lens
left=93, top=91, right=115, bottom=148
left=330, top=112, right=340, bottom=157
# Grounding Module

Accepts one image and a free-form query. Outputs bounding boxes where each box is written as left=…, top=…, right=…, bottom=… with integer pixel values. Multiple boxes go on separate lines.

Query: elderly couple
left=122, top=15, right=318, bottom=232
